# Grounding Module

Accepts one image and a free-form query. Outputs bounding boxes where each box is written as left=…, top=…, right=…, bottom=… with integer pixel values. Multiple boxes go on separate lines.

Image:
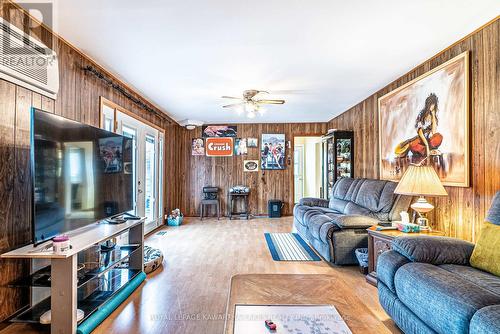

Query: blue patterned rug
left=264, top=233, right=321, bottom=261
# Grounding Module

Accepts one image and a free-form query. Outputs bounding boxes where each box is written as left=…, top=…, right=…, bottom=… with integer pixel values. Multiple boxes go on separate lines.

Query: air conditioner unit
left=0, top=18, right=59, bottom=99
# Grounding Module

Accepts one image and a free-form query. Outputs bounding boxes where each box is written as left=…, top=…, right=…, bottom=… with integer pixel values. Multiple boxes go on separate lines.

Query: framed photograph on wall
left=191, top=138, right=205, bottom=156
left=261, top=134, right=285, bottom=170
left=378, top=51, right=469, bottom=187
left=247, top=137, right=258, bottom=148
left=234, top=138, right=247, bottom=155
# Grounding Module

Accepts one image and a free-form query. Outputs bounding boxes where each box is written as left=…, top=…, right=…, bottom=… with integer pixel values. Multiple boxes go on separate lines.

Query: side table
left=227, top=193, right=250, bottom=220
left=366, top=226, right=445, bottom=286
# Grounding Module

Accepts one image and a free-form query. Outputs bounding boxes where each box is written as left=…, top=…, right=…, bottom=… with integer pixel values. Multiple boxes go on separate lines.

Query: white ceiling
left=31, top=1, right=500, bottom=123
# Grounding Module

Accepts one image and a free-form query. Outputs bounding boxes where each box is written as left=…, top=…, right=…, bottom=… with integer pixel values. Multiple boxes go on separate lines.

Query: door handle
left=137, top=189, right=143, bottom=194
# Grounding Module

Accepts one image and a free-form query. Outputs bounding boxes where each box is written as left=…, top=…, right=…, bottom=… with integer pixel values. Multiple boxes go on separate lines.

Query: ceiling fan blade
left=221, top=96, right=242, bottom=100
left=222, top=103, right=245, bottom=108
left=255, top=99, right=285, bottom=105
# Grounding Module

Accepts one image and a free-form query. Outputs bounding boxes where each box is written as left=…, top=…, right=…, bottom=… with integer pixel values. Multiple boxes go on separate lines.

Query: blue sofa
left=293, top=178, right=410, bottom=265
left=377, top=192, right=500, bottom=334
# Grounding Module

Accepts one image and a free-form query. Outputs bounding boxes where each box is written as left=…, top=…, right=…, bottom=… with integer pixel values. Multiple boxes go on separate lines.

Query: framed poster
left=261, top=134, right=285, bottom=170
left=243, top=160, right=259, bottom=172
left=202, top=125, right=237, bottom=138
left=206, top=137, right=233, bottom=157
left=378, top=51, right=469, bottom=187
left=191, top=138, right=205, bottom=156
left=234, top=138, right=247, bottom=155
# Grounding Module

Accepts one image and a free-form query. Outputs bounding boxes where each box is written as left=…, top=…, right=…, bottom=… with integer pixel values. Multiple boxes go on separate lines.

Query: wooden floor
left=2, top=217, right=399, bottom=334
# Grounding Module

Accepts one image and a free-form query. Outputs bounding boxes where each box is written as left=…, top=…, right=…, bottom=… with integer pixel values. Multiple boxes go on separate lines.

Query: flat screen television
left=31, top=108, right=134, bottom=245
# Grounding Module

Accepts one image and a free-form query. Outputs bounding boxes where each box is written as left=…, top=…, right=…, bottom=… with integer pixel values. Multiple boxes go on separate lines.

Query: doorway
left=294, top=136, right=322, bottom=203
left=101, top=98, right=165, bottom=234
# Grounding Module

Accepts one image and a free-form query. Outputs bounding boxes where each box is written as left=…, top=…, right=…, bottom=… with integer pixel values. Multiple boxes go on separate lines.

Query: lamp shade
left=394, top=165, right=448, bottom=197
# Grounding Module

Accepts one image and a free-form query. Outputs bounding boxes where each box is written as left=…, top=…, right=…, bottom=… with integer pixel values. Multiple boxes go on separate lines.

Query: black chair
left=200, top=187, right=220, bottom=220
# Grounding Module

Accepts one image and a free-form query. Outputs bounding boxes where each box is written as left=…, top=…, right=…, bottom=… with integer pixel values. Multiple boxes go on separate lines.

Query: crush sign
left=205, top=137, right=233, bottom=157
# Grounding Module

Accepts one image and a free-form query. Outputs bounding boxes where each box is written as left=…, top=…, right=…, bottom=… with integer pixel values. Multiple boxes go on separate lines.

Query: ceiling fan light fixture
left=247, top=111, right=256, bottom=119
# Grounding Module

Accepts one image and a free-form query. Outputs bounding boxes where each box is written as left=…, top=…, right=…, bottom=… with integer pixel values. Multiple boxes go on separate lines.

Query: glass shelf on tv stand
left=11, top=268, right=142, bottom=324
left=8, top=244, right=141, bottom=288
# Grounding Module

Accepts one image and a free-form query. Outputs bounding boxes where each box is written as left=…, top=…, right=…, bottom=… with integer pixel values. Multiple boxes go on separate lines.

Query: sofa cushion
left=307, top=213, right=342, bottom=243
left=378, top=282, right=438, bottom=334
left=333, top=215, right=379, bottom=229
left=328, top=178, right=403, bottom=221
left=469, top=305, right=500, bottom=334
left=343, top=201, right=375, bottom=217
left=298, top=197, right=329, bottom=208
left=293, top=205, right=332, bottom=227
left=470, top=222, right=500, bottom=276
left=395, top=262, right=500, bottom=334
left=293, top=205, right=309, bottom=226
left=353, top=179, right=395, bottom=213
left=392, top=236, right=475, bottom=265
left=377, top=250, right=411, bottom=293
left=439, top=264, right=500, bottom=297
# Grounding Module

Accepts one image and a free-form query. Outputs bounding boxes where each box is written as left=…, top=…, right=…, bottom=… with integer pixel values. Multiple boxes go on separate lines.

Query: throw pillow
left=470, top=222, right=500, bottom=276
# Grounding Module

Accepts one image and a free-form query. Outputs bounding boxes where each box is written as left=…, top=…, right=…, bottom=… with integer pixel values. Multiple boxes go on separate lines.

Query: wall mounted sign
left=378, top=51, right=469, bottom=187
left=202, top=125, right=237, bottom=138
left=206, top=137, right=234, bottom=157
left=243, top=160, right=259, bottom=172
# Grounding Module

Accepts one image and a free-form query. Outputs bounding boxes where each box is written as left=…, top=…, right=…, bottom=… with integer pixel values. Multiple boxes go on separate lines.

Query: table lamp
left=394, top=163, right=448, bottom=229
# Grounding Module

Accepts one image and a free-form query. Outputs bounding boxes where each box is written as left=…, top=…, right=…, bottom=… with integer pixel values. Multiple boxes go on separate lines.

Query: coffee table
left=224, top=274, right=393, bottom=334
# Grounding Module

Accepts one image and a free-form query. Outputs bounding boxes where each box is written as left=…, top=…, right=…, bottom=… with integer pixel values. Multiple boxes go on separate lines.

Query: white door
left=294, top=145, right=304, bottom=203
left=115, top=112, right=162, bottom=234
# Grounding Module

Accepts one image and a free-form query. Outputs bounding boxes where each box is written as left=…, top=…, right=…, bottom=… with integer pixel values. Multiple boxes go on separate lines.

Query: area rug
left=264, top=233, right=321, bottom=261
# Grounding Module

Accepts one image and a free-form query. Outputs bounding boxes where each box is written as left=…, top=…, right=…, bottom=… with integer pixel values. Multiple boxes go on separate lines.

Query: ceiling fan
left=221, top=89, right=285, bottom=118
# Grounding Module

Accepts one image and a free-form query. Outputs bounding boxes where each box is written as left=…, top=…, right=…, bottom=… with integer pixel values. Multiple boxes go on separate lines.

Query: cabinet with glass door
left=321, top=131, right=354, bottom=199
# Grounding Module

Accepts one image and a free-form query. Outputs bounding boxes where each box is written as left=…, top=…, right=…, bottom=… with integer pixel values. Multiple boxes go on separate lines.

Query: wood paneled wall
left=328, top=18, right=499, bottom=242
left=177, top=123, right=327, bottom=217
left=0, top=1, right=181, bottom=322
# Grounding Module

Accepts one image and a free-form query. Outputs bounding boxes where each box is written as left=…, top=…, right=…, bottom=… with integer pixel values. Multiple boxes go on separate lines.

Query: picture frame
left=234, top=138, right=248, bottom=155
left=261, top=134, right=286, bottom=170
left=247, top=138, right=258, bottom=148
left=378, top=51, right=469, bottom=187
left=191, top=138, right=205, bottom=156
left=202, top=125, right=237, bottom=138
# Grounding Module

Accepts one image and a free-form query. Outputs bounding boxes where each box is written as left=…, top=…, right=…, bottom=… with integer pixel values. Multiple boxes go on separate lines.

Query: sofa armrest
left=299, top=197, right=329, bottom=208
left=334, top=215, right=379, bottom=229
left=377, top=250, right=411, bottom=293
left=392, top=236, right=475, bottom=265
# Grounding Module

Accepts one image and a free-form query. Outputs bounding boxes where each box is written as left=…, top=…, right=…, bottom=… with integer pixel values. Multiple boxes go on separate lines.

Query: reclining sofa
left=293, top=178, right=411, bottom=265
left=377, top=192, right=500, bottom=334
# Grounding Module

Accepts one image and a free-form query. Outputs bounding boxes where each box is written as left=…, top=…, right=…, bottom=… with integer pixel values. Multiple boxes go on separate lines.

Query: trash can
left=355, top=248, right=369, bottom=274
left=268, top=200, right=283, bottom=218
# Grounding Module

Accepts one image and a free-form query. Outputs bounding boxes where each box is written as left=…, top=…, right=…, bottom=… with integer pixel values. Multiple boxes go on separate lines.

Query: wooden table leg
left=51, top=255, right=77, bottom=334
